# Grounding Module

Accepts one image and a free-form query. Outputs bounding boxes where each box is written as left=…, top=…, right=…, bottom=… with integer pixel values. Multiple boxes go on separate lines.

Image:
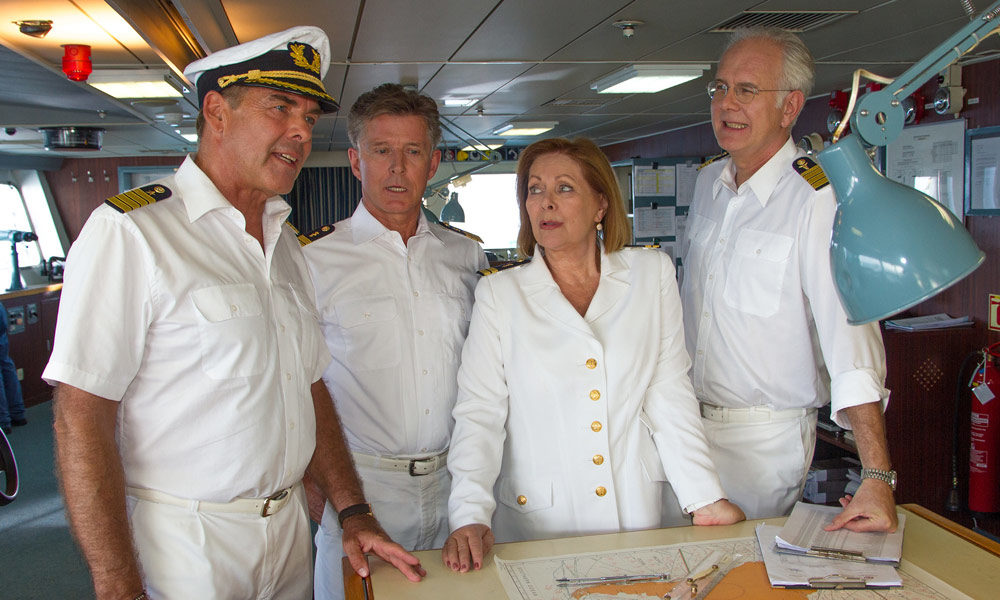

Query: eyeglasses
left=706, top=80, right=793, bottom=104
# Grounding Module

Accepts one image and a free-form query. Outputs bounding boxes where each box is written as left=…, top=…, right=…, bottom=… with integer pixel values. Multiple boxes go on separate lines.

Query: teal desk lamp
left=814, top=2, right=999, bottom=324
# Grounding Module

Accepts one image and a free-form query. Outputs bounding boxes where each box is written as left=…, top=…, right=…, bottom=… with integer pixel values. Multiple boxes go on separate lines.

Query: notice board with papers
left=613, top=156, right=702, bottom=265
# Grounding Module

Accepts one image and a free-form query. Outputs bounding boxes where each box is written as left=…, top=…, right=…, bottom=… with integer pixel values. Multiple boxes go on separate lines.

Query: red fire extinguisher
left=969, top=342, right=1000, bottom=513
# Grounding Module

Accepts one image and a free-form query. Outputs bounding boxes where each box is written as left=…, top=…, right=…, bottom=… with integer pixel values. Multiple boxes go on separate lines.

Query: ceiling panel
left=351, top=0, right=495, bottom=62
left=453, top=0, right=630, bottom=61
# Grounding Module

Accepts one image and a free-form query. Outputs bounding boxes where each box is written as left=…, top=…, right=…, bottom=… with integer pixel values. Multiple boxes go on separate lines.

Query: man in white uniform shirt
left=302, top=83, right=487, bottom=599
left=680, top=27, right=897, bottom=532
left=43, top=29, right=423, bottom=600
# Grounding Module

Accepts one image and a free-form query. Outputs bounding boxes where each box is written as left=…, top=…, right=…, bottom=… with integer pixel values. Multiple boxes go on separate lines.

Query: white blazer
left=448, top=247, right=725, bottom=543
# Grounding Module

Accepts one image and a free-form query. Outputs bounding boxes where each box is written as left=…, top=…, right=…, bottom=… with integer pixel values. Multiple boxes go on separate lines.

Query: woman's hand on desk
left=442, top=523, right=495, bottom=573
left=691, top=499, right=746, bottom=526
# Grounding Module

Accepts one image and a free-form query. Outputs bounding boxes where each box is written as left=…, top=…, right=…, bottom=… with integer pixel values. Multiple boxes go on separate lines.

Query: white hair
left=723, top=27, right=815, bottom=109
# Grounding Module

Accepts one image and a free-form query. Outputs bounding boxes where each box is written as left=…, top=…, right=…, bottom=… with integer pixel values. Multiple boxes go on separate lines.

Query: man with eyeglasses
left=679, top=27, right=897, bottom=533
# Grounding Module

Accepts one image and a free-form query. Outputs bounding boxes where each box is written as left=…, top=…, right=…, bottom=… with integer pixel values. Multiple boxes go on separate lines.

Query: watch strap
left=337, top=502, right=373, bottom=527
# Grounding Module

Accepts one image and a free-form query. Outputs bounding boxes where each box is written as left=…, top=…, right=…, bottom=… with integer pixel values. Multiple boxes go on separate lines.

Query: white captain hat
left=183, top=25, right=338, bottom=113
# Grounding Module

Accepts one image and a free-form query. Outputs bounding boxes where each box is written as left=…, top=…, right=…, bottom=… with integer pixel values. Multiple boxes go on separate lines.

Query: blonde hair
left=515, top=137, right=630, bottom=257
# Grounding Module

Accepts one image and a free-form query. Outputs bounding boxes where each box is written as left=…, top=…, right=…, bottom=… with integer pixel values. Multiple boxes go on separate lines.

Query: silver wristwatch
left=860, top=467, right=897, bottom=491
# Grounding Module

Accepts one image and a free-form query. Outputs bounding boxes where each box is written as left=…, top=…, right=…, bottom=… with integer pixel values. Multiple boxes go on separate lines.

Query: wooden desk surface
left=347, top=504, right=1000, bottom=599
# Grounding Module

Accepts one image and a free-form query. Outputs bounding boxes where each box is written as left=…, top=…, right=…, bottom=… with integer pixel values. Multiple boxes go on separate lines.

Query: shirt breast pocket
left=190, top=283, right=267, bottom=379
left=335, top=295, right=400, bottom=371
left=723, top=229, right=793, bottom=318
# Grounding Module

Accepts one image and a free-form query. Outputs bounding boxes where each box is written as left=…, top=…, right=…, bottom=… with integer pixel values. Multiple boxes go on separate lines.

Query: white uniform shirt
left=449, top=248, right=725, bottom=543
left=679, top=138, right=888, bottom=427
left=302, top=202, right=486, bottom=456
left=43, top=156, right=330, bottom=502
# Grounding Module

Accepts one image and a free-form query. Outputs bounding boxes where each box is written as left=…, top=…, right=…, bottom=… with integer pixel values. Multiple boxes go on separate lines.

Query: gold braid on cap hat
left=216, top=69, right=335, bottom=102
left=289, top=43, right=321, bottom=74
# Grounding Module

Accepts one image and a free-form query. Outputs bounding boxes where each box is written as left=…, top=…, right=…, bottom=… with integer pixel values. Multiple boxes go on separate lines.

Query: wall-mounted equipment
left=902, top=92, right=925, bottom=125
left=934, top=65, right=965, bottom=116
left=0, top=230, right=37, bottom=292
left=827, top=90, right=849, bottom=134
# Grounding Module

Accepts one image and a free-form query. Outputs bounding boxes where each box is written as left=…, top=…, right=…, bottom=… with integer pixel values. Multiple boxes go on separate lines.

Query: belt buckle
left=408, top=458, right=430, bottom=477
left=260, top=488, right=289, bottom=517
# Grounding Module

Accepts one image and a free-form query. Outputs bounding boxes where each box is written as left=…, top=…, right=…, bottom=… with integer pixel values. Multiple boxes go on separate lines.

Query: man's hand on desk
left=691, top=499, right=746, bottom=525
left=824, top=480, right=898, bottom=533
left=442, top=523, right=495, bottom=573
left=342, top=514, right=426, bottom=582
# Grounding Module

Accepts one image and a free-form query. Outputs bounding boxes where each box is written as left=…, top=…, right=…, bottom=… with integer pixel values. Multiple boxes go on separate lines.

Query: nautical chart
left=494, top=535, right=958, bottom=600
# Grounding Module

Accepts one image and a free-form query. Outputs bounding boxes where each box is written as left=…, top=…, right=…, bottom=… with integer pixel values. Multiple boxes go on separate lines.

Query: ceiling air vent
left=711, top=11, right=856, bottom=33
left=40, top=127, right=104, bottom=151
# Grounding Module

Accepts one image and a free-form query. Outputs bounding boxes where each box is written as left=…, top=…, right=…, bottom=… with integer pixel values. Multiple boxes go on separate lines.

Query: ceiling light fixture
left=493, top=121, right=558, bottom=137
left=87, top=69, right=183, bottom=99
left=460, top=141, right=505, bottom=152
left=591, top=64, right=709, bottom=94
left=442, top=97, right=479, bottom=107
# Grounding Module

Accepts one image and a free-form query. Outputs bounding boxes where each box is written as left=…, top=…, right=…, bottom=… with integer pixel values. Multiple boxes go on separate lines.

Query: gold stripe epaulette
left=478, top=257, right=530, bottom=276
left=104, top=184, right=172, bottom=213
left=438, top=222, right=484, bottom=244
left=299, top=223, right=336, bottom=246
left=792, top=156, right=830, bottom=190
left=698, top=151, right=729, bottom=170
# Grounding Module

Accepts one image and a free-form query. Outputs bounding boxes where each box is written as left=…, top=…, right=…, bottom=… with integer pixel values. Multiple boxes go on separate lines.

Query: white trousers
left=701, top=407, right=818, bottom=520
left=126, top=485, right=313, bottom=599
left=313, top=462, right=450, bottom=600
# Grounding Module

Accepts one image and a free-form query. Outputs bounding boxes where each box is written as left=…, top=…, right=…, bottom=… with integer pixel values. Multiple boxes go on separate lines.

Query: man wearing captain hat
left=45, top=26, right=424, bottom=600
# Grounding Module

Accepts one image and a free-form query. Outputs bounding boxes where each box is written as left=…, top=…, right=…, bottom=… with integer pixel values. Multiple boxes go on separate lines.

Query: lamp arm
left=850, top=0, right=1000, bottom=147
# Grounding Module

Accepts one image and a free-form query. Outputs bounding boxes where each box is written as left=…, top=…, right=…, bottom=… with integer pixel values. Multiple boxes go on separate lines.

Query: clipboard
left=756, top=524, right=902, bottom=589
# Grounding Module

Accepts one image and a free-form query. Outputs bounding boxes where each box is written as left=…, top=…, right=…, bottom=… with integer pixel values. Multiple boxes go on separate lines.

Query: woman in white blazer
left=442, top=138, right=744, bottom=573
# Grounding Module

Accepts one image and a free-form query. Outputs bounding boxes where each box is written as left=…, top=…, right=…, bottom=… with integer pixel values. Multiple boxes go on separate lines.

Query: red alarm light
left=61, top=44, right=92, bottom=82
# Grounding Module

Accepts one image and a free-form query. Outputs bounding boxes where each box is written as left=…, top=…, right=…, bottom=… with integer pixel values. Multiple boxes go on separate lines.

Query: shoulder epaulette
left=437, top=222, right=484, bottom=244
left=698, top=151, right=729, bottom=171
left=478, top=257, right=530, bottom=277
left=104, top=183, right=172, bottom=213
left=627, top=243, right=661, bottom=249
left=792, top=156, right=830, bottom=191
left=299, top=223, right=336, bottom=246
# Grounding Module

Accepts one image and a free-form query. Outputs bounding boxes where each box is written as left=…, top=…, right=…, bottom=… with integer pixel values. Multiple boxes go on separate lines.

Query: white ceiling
left=0, top=0, right=998, bottom=159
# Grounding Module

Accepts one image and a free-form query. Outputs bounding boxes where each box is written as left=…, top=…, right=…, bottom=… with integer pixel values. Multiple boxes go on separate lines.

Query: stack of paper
left=775, top=502, right=904, bottom=564
left=883, top=313, right=973, bottom=331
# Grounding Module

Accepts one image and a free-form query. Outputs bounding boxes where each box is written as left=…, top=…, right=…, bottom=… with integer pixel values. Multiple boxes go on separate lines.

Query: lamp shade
left=440, top=192, right=466, bottom=222
left=815, top=134, right=984, bottom=324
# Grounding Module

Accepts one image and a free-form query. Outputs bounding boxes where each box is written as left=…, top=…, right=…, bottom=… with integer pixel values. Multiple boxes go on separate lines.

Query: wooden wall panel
left=45, top=156, right=184, bottom=241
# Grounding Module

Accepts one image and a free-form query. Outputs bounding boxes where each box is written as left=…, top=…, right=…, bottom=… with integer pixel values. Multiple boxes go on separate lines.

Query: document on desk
left=775, top=502, right=904, bottom=564
left=757, top=524, right=903, bottom=588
